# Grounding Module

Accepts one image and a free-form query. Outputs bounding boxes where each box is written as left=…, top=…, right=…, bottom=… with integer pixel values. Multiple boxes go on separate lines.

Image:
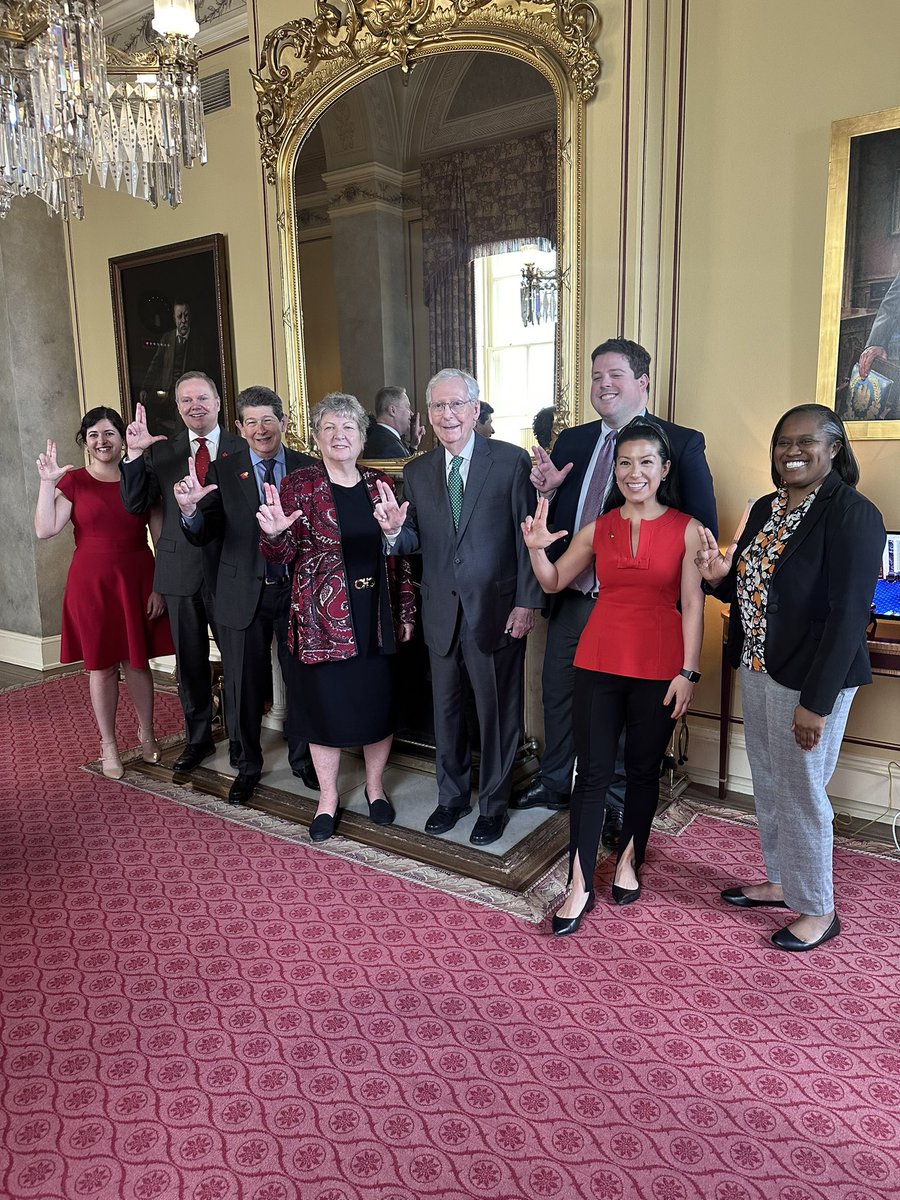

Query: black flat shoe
left=309, top=807, right=341, bottom=842
left=292, top=762, right=320, bottom=791
left=552, top=891, right=596, bottom=936
left=365, top=788, right=396, bottom=826
left=425, top=805, right=471, bottom=835
left=771, top=914, right=841, bottom=953
left=469, top=813, right=509, bottom=846
left=721, top=886, right=788, bottom=909
left=611, top=883, right=641, bottom=906
left=173, top=741, right=216, bottom=772
left=228, top=772, right=260, bottom=806
left=509, top=780, right=569, bottom=811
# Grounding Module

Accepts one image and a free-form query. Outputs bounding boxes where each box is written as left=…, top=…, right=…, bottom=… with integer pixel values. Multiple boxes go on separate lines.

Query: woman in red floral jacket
left=258, top=393, right=415, bottom=841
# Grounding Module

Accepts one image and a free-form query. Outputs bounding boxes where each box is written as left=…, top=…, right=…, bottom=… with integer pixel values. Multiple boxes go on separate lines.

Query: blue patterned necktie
left=261, top=459, right=287, bottom=580
left=447, top=455, right=464, bottom=530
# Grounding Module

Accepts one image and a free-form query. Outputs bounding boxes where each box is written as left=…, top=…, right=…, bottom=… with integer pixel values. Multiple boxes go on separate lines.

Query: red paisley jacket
left=259, top=462, right=415, bottom=665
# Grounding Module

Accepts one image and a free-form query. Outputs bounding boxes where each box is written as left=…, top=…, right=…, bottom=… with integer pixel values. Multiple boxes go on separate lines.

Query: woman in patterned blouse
left=696, top=404, right=884, bottom=953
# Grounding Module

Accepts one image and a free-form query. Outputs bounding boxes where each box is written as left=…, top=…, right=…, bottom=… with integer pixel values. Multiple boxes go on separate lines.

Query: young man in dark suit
left=362, top=386, right=424, bottom=458
left=374, top=368, right=543, bottom=846
left=511, top=338, right=718, bottom=844
left=174, top=386, right=316, bottom=806
left=121, top=372, right=242, bottom=772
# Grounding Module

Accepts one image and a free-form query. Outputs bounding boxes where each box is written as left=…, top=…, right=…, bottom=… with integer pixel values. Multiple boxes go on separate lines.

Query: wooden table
left=717, top=610, right=900, bottom=798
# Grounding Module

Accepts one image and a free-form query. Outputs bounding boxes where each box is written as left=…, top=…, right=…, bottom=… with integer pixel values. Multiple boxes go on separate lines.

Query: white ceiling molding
left=100, top=0, right=247, bottom=49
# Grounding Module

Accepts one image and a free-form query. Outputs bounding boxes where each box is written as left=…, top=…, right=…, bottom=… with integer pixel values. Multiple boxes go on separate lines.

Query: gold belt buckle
left=353, top=576, right=374, bottom=590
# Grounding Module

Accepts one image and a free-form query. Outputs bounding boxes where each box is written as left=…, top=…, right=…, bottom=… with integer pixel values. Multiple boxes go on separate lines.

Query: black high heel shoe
left=552, top=891, right=595, bottom=937
left=611, top=882, right=641, bottom=906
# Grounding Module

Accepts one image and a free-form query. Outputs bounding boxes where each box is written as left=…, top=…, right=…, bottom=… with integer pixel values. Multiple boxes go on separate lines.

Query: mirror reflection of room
left=292, top=50, right=557, bottom=449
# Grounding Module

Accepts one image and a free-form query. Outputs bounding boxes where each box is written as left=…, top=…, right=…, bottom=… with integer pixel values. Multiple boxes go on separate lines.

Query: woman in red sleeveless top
left=523, top=419, right=704, bottom=935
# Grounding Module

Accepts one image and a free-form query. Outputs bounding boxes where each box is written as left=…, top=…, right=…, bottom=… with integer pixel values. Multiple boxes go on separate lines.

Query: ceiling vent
left=201, top=70, right=231, bottom=116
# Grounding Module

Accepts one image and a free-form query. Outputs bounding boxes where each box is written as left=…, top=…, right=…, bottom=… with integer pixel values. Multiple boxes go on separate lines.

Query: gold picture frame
left=817, top=106, right=900, bottom=439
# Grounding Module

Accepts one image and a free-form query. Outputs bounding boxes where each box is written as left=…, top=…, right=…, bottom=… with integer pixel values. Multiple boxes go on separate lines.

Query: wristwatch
left=679, top=668, right=702, bottom=683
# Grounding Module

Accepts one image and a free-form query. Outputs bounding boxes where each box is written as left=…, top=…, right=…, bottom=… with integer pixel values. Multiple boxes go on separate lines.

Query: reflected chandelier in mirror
left=253, top=0, right=601, bottom=452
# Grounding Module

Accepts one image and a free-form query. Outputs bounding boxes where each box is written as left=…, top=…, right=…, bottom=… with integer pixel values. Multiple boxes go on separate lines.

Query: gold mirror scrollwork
left=253, top=0, right=601, bottom=451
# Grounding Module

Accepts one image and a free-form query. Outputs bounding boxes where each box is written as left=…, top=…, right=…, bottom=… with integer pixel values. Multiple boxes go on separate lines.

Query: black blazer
left=362, top=423, right=411, bottom=459
left=548, top=414, right=718, bottom=558
left=712, top=471, right=885, bottom=715
left=119, top=428, right=243, bottom=596
left=182, top=446, right=313, bottom=631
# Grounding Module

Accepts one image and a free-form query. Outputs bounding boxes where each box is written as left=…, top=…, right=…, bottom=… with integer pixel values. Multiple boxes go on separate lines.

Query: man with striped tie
left=374, top=368, right=543, bottom=846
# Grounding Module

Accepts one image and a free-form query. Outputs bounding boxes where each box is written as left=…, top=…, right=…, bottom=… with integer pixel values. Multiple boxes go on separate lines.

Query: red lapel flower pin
left=239, top=470, right=249, bottom=480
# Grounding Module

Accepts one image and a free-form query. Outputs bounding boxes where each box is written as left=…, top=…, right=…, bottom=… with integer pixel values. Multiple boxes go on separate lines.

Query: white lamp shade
left=152, top=0, right=200, bottom=37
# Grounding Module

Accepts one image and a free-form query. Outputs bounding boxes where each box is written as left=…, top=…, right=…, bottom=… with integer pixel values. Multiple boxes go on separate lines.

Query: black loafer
left=309, top=807, right=341, bottom=842
left=509, top=780, right=569, bottom=811
left=721, top=887, right=788, bottom=909
left=228, top=772, right=260, bottom=805
left=292, top=762, right=320, bottom=791
left=173, top=742, right=216, bottom=772
left=365, top=788, right=396, bottom=826
left=469, top=813, right=509, bottom=846
left=601, top=808, right=624, bottom=850
left=552, top=891, right=596, bottom=937
left=425, top=805, right=471, bottom=835
left=771, top=914, right=841, bottom=953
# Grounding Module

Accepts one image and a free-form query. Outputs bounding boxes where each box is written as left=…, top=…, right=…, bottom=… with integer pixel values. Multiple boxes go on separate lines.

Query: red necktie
left=194, top=437, right=210, bottom=485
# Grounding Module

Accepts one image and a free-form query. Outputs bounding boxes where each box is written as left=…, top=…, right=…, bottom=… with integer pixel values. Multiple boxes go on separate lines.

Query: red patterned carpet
left=2, top=674, right=900, bottom=1200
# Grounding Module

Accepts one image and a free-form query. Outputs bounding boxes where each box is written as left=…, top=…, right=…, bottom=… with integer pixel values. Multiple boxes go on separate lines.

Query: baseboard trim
left=687, top=721, right=900, bottom=827
left=0, top=631, right=67, bottom=670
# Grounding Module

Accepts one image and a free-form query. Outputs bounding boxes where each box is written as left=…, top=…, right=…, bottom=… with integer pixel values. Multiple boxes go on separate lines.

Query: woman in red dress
left=34, top=407, right=174, bottom=779
left=523, top=419, right=705, bottom=935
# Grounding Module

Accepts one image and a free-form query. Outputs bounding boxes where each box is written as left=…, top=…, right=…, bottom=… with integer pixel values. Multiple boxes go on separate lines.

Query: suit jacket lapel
left=456, top=438, right=490, bottom=542
left=427, top=447, right=455, bottom=532
left=773, top=472, right=838, bottom=574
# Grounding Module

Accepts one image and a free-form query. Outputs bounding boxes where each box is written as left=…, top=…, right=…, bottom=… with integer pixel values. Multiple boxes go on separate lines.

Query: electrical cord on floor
left=833, top=760, right=900, bottom=848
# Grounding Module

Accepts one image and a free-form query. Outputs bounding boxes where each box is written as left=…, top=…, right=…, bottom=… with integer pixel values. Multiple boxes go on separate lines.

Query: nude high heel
left=100, top=740, right=125, bottom=780
left=138, top=727, right=162, bottom=764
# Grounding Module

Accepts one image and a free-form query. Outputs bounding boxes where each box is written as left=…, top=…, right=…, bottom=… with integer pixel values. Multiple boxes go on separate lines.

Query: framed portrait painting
left=817, top=107, right=900, bottom=439
left=109, top=234, right=236, bottom=439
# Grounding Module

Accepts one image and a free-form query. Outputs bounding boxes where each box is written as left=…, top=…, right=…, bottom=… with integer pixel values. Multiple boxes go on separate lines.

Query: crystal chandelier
left=0, top=0, right=206, bottom=219
left=520, top=261, right=558, bottom=326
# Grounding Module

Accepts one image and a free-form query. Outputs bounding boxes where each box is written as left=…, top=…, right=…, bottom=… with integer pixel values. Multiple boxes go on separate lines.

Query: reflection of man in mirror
left=140, top=299, right=211, bottom=439
left=475, top=402, right=495, bottom=438
left=362, top=385, right=423, bottom=458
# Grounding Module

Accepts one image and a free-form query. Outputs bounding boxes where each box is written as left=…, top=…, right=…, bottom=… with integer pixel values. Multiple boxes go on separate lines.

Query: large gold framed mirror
left=254, top=0, right=601, bottom=452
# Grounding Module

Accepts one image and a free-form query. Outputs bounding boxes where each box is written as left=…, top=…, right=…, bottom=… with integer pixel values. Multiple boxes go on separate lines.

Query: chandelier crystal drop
left=520, top=261, right=558, bottom=327
left=0, top=0, right=206, bottom=219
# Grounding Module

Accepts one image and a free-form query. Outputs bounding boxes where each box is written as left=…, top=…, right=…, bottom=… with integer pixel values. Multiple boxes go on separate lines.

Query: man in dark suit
left=121, top=372, right=242, bottom=772
left=174, top=386, right=315, bottom=806
left=362, top=386, right=424, bottom=458
left=140, top=301, right=211, bottom=438
left=374, top=368, right=543, bottom=846
left=511, top=338, right=718, bottom=840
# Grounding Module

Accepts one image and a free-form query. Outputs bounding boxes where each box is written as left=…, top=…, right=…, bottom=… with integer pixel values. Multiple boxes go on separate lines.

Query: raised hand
left=256, top=481, right=302, bottom=538
left=125, top=402, right=167, bottom=456
left=36, top=440, right=75, bottom=485
left=694, top=526, right=735, bottom=583
left=173, top=456, right=217, bottom=516
left=408, top=411, right=425, bottom=450
left=530, top=444, right=573, bottom=495
left=373, top=478, right=409, bottom=536
left=521, top=496, right=568, bottom=551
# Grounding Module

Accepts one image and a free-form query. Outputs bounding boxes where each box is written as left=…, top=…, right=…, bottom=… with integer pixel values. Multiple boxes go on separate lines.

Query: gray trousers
left=740, top=667, right=857, bottom=915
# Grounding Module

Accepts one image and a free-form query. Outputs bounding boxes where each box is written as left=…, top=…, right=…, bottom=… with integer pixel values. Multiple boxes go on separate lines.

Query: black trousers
left=165, top=584, right=220, bottom=749
left=218, top=580, right=307, bottom=776
left=429, top=617, right=526, bottom=817
left=569, top=669, right=674, bottom=887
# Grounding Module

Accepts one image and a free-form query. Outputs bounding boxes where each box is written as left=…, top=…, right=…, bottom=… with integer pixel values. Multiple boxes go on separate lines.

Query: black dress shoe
left=469, top=813, right=509, bottom=846
left=309, top=808, right=341, bottom=842
left=228, top=772, right=260, bottom=805
left=611, top=882, right=641, bottom=906
left=771, top=914, right=841, bottom=953
left=552, top=891, right=596, bottom=936
left=721, top=887, right=788, bottom=909
left=365, top=788, right=396, bottom=826
left=292, top=762, right=320, bottom=791
left=601, top=807, right=624, bottom=850
left=173, top=742, right=216, bottom=772
left=425, top=805, right=471, bottom=835
left=509, top=780, right=569, bottom=811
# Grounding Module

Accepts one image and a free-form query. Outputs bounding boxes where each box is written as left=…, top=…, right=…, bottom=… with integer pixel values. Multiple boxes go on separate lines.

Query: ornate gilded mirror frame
left=253, top=0, right=601, bottom=451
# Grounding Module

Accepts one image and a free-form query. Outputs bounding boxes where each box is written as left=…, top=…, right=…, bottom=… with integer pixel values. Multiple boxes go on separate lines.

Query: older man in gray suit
left=374, top=368, right=543, bottom=845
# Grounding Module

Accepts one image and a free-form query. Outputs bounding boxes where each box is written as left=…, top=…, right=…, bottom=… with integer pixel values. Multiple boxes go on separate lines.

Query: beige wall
left=56, top=0, right=899, bottom=785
